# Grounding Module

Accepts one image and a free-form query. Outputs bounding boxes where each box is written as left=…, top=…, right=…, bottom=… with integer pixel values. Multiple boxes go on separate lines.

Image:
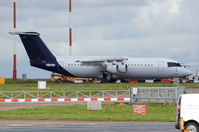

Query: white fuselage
left=56, top=56, right=192, bottom=79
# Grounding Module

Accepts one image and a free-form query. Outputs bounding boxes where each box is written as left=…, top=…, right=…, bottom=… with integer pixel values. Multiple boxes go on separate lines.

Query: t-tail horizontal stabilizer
left=9, top=31, right=74, bottom=77
left=9, top=32, right=40, bottom=36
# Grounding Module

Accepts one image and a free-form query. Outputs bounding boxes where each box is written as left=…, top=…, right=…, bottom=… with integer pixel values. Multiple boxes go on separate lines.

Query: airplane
left=10, top=32, right=192, bottom=82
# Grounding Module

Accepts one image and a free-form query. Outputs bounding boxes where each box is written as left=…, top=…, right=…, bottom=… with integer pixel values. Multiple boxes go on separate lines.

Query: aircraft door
left=174, top=67, right=178, bottom=76
left=158, top=61, right=165, bottom=72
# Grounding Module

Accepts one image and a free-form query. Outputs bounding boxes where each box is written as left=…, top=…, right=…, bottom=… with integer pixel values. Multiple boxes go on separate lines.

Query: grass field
left=0, top=103, right=176, bottom=121
left=0, top=79, right=181, bottom=121
left=0, top=79, right=199, bottom=91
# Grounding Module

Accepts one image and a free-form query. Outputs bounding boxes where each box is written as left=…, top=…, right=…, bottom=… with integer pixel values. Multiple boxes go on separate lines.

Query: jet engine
left=118, top=64, right=127, bottom=72
left=106, top=65, right=118, bottom=73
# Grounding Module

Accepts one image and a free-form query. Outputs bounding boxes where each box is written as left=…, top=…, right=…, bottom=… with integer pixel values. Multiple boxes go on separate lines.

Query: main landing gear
left=102, top=73, right=117, bottom=83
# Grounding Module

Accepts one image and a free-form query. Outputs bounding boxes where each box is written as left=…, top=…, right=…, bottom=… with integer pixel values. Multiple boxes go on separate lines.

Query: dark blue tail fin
left=10, top=32, right=73, bottom=76
left=18, top=32, right=56, bottom=64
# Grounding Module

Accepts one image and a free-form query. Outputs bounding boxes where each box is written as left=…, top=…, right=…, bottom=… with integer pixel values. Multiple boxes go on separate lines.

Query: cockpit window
left=167, top=62, right=182, bottom=67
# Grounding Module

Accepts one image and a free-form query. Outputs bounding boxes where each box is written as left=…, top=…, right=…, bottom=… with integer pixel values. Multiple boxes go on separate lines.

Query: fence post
left=50, top=91, right=52, bottom=98
left=24, top=91, right=26, bottom=99
left=130, top=88, right=132, bottom=105
left=175, top=87, right=178, bottom=104
left=63, top=91, right=65, bottom=98
left=89, top=91, right=91, bottom=98
left=76, top=91, right=78, bottom=98
left=11, top=92, right=13, bottom=99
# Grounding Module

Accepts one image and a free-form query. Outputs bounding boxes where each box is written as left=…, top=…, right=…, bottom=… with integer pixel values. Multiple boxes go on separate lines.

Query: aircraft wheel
left=57, top=78, right=63, bottom=83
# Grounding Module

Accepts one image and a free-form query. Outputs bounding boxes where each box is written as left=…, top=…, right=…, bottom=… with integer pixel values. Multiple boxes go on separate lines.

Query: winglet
left=9, top=32, right=40, bottom=36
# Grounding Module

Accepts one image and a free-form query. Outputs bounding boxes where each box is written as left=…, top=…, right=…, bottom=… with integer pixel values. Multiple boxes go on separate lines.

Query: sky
left=0, top=0, right=199, bottom=79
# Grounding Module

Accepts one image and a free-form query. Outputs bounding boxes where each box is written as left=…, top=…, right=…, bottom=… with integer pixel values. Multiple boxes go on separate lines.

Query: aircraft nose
left=177, top=68, right=192, bottom=77
left=183, top=69, right=193, bottom=76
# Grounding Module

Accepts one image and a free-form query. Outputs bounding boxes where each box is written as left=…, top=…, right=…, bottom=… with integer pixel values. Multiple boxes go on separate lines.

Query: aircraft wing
left=76, top=57, right=128, bottom=65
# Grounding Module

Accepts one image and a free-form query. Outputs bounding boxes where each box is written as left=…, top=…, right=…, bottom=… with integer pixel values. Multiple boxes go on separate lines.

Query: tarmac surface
left=187, top=88, right=199, bottom=93
left=0, top=121, right=178, bottom=132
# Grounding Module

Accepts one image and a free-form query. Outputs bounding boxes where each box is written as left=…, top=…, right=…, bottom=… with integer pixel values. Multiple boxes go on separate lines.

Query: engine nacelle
left=118, top=64, right=127, bottom=73
left=106, top=65, right=118, bottom=73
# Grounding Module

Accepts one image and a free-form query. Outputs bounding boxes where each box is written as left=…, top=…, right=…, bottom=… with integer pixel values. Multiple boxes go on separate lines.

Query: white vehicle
left=176, top=94, right=199, bottom=132
left=10, top=32, right=192, bottom=82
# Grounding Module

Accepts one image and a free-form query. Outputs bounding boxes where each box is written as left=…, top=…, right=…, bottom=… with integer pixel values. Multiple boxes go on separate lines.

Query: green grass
left=0, top=80, right=179, bottom=121
left=0, top=103, right=176, bottom=121
left=1, top=79, right=199, bottom=92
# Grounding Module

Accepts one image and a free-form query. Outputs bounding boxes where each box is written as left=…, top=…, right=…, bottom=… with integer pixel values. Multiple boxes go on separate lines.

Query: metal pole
left=12, top=1, right=17, bottom=80
left=69, top=28, right=72, bottom=47
left=13, top=1, right=16, bottom=28
left=130, top=88, right=132, bottom=105
left=68, top=0, right=72, bottom=56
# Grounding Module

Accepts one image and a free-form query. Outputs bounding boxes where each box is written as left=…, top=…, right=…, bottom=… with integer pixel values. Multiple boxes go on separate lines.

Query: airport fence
left=0, top=87, right=186, bottom=104
left=130, top=86, right=186, bottom=104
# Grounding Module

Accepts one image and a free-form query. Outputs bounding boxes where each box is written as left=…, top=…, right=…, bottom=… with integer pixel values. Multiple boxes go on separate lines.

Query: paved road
left=0, top=122, right=179, bottom=132
left=188, top=88, right=199, bottom=93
